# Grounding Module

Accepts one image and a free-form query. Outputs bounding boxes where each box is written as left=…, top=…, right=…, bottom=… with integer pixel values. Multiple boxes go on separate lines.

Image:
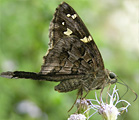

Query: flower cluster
left=86, top=85, right=131, bottom=120
left=68, top=85, right=131, bottom=120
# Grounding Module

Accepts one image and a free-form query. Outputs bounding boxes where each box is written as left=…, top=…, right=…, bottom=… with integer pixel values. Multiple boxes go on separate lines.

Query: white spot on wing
left=62, top=22, right=65, bottom=25
left=80, top=36, right=92, bottom=43
left=64, top=28, right=73, bottom=36
left=67, top=14, right=71, bottom=17
left=88, top=36, right=92, bottom=41
left=71, top=14, right=77, bottom=19
left=80, top=37, right=88, bottom=43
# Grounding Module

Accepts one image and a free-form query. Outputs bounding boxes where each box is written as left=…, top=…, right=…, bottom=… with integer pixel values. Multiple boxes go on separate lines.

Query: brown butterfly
left=0, top=2, right=117, bottom=97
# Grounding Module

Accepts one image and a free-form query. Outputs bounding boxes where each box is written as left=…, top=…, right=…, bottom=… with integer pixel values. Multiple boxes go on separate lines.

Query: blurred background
left=0, top=0, right=138, bottom=120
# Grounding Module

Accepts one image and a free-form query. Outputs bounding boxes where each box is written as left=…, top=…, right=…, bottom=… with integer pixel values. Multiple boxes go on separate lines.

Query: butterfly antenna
left=116, top=81, right=129, bottom=99
left=117, top=76, right=138, bottom=102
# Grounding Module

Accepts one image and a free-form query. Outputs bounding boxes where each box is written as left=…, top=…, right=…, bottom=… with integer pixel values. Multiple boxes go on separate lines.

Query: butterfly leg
left=106, top=83, right=111, bottom=103
left=83, top=91, right=90, bottom=98
left=68, top=92, right=80, bottom=112
left=99, top=84, right=105, bottom=106
left=68, top=87, right=83, bottom=112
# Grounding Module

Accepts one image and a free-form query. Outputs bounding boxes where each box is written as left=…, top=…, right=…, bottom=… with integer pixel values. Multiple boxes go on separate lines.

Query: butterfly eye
left=109, top=72, right=116, bottom=79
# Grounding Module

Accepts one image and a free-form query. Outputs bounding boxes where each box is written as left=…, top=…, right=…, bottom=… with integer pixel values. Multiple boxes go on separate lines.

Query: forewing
left=40, top=2, right=104, bottom=76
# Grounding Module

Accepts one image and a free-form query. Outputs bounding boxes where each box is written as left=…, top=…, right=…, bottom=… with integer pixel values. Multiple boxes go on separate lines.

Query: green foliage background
left=0, top=0, right=138, bottom=120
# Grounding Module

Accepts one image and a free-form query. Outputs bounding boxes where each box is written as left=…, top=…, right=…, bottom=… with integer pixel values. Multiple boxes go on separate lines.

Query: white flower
left=85, top=85, right=131, bottom=120
left=68, top=114, right=86, bottom=120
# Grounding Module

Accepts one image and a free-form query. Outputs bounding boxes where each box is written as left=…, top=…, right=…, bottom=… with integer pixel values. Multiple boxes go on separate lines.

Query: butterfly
left=0, top=2, right=117, bottom=97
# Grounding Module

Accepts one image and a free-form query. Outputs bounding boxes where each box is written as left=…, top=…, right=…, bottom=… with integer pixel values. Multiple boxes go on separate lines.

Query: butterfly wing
left=40, top=2, right=104, bottom=76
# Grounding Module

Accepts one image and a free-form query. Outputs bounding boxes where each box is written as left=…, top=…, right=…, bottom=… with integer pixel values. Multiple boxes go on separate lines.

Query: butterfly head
left=106, top=70, right=117, bottom=84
